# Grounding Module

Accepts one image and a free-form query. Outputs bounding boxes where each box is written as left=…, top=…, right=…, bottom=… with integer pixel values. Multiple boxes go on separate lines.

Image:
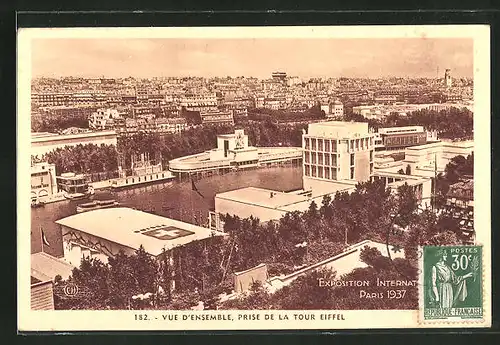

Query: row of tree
left=247, top=104, right=326, bottom=123
left=344, top=107, right=473, bottom=140
left=221, top=246, right=418, bottom=310
left=33, top=143, right=118, bottom=174
left=31, top=112, right=90, bottom=133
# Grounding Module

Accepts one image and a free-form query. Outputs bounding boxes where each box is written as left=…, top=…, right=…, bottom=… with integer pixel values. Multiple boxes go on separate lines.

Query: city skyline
left=31, top=38, right=473, bottom=79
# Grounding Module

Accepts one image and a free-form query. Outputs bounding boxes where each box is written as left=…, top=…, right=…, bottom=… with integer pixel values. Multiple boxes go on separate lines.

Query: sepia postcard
left=17, top=25, right=491, bottom=331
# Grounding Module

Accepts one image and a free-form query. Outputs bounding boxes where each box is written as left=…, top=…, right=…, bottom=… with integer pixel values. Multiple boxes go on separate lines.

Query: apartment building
left=200, top=111, right=235, bottom=126
left=89, top=109, right=125, bottom=130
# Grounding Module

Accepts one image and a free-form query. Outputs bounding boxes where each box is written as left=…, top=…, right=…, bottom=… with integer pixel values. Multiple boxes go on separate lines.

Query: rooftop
left=306, top=121, right=370, bottom=138
left=30, top=270, right=52, bottom=285
left=55, top=207, right=225, bottom=256
left=216, top=187, right=309, bottom=209
left=31, top=252, right=75, bottom=281
left=405, top=140, right=474, bottom=152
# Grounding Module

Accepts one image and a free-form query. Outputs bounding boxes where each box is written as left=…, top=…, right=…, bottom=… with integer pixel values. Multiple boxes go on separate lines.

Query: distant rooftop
left=56, top=207, right=225, bottom=256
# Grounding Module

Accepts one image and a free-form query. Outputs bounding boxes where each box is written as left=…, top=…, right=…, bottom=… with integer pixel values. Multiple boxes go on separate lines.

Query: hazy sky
left=31, top=38, right=473, bottom=79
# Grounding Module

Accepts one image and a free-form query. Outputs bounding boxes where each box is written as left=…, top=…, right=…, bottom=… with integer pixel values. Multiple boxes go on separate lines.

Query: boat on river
left=110, top=171, right=175, bottom=191
left=57, top=173, right=95, bottom=200
left=76, top=199, right=120, bottom=213
left=31, top=199, right=45, bottom=208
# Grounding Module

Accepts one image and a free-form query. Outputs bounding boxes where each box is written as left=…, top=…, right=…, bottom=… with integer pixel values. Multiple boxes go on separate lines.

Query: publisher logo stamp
left=63, top=283, right=79, bottom=297
left=422, top=245, right=483, bottom=321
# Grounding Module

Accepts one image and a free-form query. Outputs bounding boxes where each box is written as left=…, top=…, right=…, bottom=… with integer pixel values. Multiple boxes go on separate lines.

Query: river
left=31, top=166, right=303, bottom=258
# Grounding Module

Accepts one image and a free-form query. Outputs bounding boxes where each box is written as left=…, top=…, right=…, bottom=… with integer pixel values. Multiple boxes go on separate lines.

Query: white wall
left=61, top=226, right=136, bottom=266
left=215, top=197, right=287, bottom=223
left=32, top=132, right=118, bottom=157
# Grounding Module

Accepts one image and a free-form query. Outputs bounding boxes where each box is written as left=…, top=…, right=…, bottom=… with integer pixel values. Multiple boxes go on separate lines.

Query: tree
left=395, top=183, right=418, bottom=228
left=55, top=246, right=159, bottom=310
left=405, top=164, right=411, bottom=175
left=274, top=267, right=337, bottom=310
left=426, top=230, right=460, bottom=246
left=221, top=281, right=272, bottom=310
left=359, top=246, right=392, bottom=271
left=55, top=256, right=110, bottom=310
left=319, top=194, right=333, bottom=219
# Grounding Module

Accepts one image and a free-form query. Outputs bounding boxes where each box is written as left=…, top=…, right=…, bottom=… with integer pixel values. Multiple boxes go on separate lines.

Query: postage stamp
left=17, top=24, right=491, bottom=331
left=421, top=245, right=483, bottom=322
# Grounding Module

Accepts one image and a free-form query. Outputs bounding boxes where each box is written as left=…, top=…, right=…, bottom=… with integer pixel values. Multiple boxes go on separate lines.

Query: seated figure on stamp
left=431, top=249, right=474, bottom=309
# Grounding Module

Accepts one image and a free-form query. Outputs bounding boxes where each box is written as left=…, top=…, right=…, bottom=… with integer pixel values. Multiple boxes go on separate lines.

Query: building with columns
left=302, top=121, right=374, bottom=193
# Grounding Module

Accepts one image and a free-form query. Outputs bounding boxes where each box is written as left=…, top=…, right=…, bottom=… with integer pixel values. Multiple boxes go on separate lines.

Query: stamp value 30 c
left=421, top=245, right=483, bottom=321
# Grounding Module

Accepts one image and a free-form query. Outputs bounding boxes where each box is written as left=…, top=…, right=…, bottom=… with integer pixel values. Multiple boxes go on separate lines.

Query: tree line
left=344, top=107, right=473, bottom=140
left=247, top=104, right=326, bottom=123
left=31, top=112, right=90, bottom=133
left=34, top=121, right=307, bottom=175
left=221, top=246, right=418, bottom=310
left=32, top=143, right=118, bottom=175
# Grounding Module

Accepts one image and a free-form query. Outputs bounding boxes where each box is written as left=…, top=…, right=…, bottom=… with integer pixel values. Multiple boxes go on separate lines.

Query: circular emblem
left=63, top=283, right=79, bottom=297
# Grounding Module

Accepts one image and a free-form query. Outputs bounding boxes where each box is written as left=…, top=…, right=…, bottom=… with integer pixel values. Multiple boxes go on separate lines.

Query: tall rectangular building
left=444, top=69, right=452, bottom=88
left=302, top=121, right=374, bottom=192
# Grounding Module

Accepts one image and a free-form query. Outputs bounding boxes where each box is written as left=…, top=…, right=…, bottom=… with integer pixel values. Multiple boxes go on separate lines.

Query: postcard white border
left=17, top=25, right=491, bottom=331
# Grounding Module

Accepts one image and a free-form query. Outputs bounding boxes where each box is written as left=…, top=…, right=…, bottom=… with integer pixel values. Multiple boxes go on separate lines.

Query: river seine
left=31, top=166, right=303, bottom=258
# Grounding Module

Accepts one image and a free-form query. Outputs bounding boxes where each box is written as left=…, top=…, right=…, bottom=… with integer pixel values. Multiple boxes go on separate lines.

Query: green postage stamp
left=422, top=245, right=483, bottom=322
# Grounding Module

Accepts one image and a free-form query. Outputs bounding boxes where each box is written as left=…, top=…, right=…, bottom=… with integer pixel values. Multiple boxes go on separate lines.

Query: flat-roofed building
left=373, top=172, right=433, bottom=208
left=374, top=126, right=431, bottom=151
left=31, top=130, right=118, bottom=157
left=331, top=100, right=344, bottom=118
left=168, top=129, right=302, bottom=175
left=215, top=187, right=314, bottom=224
left=303, top=121, right=374, bottom=192
left=56, top=207, right=225, bottom=266
left=402, top=140, right=474, bottom=176
left=212, top=183, right=357, bottom=231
